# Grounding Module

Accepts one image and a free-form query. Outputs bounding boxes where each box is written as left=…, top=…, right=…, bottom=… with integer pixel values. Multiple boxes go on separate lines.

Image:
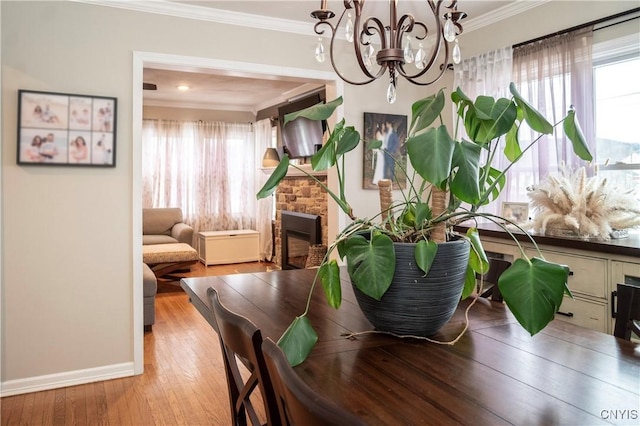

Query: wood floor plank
left=52, top=387, right=65, bottom=425
left=0, top=261, right=273, bottom=426
left=0, top=393, right=19, bottom=425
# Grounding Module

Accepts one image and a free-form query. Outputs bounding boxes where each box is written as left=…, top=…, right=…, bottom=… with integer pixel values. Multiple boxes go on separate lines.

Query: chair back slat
left=614, top=283, right=640, bottom=341
left=261, top=338, right=366, bottom=426
left=477, top=258, right=511, bottom=302
left=208, top=288, right=281, bottom=426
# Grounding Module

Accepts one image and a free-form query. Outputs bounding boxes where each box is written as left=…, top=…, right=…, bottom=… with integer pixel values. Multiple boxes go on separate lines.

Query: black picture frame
left=17, top=89, right=117, bottom=167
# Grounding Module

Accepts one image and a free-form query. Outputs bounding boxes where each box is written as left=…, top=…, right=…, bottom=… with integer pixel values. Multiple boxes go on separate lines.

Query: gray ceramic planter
left=352, top=239, right=470, bottom=336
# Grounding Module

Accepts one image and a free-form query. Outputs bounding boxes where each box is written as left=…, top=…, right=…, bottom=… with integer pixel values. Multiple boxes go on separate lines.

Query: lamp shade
left=262, top=147, right=280, bottom=167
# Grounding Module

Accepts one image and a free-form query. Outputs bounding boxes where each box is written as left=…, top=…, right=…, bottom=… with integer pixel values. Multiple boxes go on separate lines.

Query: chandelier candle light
left=312, top=0, right=466, bottom=103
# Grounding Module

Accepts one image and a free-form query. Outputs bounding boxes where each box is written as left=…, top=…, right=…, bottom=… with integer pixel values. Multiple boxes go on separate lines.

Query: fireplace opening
left=281, top=211, right=321, bottom=270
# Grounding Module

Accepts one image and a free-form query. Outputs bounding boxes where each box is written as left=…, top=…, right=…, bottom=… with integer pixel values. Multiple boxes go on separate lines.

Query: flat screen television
left=278, top=94, right=325, bottom=159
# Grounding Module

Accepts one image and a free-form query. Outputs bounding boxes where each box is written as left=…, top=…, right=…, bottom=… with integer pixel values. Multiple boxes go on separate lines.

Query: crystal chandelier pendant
left=415, top=43, right=426, bottom=70
left=387, top=71, right=397, bottom=104
left=444, top=16, right=456, bottom=42
left=345, top=13, right=354, bottom=43
left=403, top=35, right=414, bottom=64
left=452, top=38, right=461, bottom=64
left=387, top=82, right=397, bottom=104
left=315, top=38, right=325, bottom=63
left=363, top=44, right=375, bottom=70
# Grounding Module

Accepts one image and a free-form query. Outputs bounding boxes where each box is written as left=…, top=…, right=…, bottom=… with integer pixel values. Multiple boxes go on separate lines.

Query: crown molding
left=463, top=0, right=551, bottom=33
left=143, top=99, right=256, bottom=114
left=73, top=0, right=543, bottom=37
left=71, top=0, right=315, bottom=36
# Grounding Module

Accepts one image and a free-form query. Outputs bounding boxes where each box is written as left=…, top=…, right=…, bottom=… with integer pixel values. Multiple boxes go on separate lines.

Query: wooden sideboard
left=455, top=223, right=640, bottom=335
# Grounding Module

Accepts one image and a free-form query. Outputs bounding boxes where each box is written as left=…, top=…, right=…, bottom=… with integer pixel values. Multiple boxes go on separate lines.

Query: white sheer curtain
left=254, top=119, right=274, bottom=261
left=454, top=46, right=513, bottom=100
left=512, top=27, right=595, bottom=191
left=454, top=46, right=513, bottom=215
left=142, top=119, right=257, bottom=244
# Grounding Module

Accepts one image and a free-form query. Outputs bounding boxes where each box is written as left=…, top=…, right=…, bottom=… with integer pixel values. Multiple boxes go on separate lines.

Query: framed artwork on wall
left=17, top=89, right=117, bottom=167
left=362, top=112, right=407, bottom=190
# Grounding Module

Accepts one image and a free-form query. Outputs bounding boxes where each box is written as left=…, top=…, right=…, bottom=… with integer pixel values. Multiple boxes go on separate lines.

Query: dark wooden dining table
left=181, top=268, right=640, bottom=425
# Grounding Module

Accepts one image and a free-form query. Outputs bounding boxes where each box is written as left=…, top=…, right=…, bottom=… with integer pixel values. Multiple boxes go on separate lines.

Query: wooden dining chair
left=477, top=258, right=511, bottom=303
left=208, top=288, right=281, bottom=426
left=261, top=338, right=366, bottom=426
left=613, top=282, right=640, bottom=341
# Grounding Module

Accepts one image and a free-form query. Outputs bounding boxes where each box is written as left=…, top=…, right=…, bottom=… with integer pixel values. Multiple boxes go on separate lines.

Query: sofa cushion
left=143, top=235, right=179, bottom=245
left=143, top=207, right=183, bottom=236
left=142, top=243, right=199, bottom=264
left=142, top=263, right=158, bottom=297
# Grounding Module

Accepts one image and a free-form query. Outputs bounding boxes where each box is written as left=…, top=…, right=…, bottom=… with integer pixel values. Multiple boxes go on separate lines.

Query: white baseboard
left=0, top=362, right=135, bottom=397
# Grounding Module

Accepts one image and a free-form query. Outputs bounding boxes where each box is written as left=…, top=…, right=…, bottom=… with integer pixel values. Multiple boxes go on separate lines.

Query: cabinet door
left=555, top=296, right=608, bottom=333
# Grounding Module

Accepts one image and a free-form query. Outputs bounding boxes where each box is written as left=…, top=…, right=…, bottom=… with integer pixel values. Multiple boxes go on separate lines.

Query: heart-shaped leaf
left=284, top=97, right=343, bottom=125
left=312, top=119, right=344, bottom=171
left=344, top=234, right=396, bottom=300
left=335, top=126, right=360, bottom=156
left=509, top=83, right=553, bottom=134
left=406, top=125, right=455, bottom=189
left=277, top=315, right=318, bottom=366
left=563, top=108, right=592, bottom=161
left=256, top=154, right=290, bottom=199
left=319, top=260, right=342, bottom=309
left=366, top=138, right=383, bottom=150
left=461, top=265, right=477, bottom=300
left=450, top=140, right=482, bottom=204
left=415, top=239, right=438, bottom=275
left=504, top=123, right=522, bottom=162
left=466, top=227, right=489, bottom=274
left=410, top=88, right=445, bottom=134
left=414, top=201, right=432, bottom=226
left=478, top=166, right=506, bottom=206
left=499, top=257, right=569, bottom=335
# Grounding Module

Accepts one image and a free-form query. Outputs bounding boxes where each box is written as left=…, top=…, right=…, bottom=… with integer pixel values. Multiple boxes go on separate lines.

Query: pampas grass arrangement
left=526, top=164, right=640, bottom=240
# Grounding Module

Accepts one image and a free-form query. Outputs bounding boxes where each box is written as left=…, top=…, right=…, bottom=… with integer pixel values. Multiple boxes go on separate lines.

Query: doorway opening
left=132, top=52, right=341, bottom=373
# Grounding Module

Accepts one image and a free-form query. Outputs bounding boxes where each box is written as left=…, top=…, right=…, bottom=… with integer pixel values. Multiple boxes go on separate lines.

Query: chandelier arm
left=395, top=14, right=416, bottom=47
left=313, top=19, right=334, bottom=37
left=362, top=17, right=387, bottom=49
left=397, top=4, right=448, bottom=82
left=310, top=0, right=465, bottom=94
left=313, top=3, right=382, bottom=85
left=358, top=16, right=387, bottom=79
left=406, top=19, right=428, bottom=41
left=445, top=0, right=459, bottom=10
left=399, top=39, right=449, bottom=84
left=333, top=10, right=384, bottom=85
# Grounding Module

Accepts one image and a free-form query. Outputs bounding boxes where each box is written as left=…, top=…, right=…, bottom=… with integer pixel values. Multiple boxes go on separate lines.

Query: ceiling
left=141, top=1, right=528, bottom=113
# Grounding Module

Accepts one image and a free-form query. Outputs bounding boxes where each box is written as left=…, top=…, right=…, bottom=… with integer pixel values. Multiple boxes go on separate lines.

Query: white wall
left=1, top=0, right=636, bottom=394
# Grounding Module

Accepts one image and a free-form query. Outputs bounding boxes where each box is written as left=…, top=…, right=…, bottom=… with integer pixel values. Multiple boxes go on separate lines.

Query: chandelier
left=311, top=0, right=466, bottom=103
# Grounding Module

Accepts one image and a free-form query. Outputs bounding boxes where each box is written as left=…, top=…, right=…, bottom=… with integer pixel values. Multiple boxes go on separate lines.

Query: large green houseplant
left=258, top=83, right=592, bottom=366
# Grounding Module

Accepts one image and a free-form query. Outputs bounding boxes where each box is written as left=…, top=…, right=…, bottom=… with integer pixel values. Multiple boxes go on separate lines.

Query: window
left=594, top=56, right=640, bottom=189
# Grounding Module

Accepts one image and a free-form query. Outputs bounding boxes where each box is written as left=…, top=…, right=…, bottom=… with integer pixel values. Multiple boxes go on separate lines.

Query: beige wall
left=0, top=0, right=394, bottom=391
left=459, top=1, right=639, bottom=57
left=1, top=0, right=637, bottom=392
left=143, top=105, right=255, bottom=122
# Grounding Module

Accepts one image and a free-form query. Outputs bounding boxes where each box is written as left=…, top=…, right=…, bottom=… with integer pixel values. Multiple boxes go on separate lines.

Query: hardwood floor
left=1, top=261, right=275, bottom=426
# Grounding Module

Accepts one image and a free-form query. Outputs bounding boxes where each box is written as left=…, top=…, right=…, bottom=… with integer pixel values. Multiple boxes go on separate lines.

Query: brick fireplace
left=274, top=173, right=328, bottom=268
